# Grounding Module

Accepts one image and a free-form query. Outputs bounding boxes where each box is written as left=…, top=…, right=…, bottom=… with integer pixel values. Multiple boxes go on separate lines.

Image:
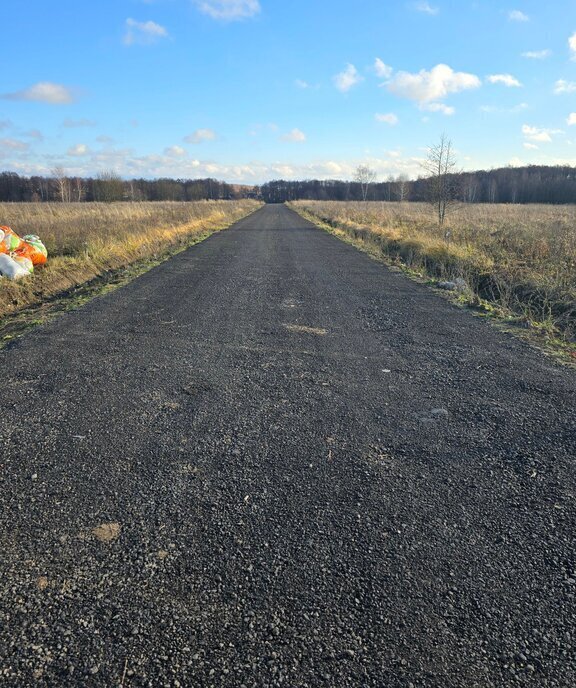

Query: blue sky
left=1, top=0, right=576, bottom=183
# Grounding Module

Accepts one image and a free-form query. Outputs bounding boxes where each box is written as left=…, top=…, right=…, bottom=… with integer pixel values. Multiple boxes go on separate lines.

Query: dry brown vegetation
left=0, top=200, right=260, bottom=319
left=290, top=200, right=576, bottom=342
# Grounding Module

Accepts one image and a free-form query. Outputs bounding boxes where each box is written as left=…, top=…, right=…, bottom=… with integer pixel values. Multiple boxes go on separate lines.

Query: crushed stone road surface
left=1, top=204, right=575, bottom=687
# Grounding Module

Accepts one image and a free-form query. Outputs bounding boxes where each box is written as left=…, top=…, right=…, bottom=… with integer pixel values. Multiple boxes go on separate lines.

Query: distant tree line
left=260, top=165, right=576, bottom=204
left=1, top=164, right=576, bottom=204
left=0, top=170, right=256, bottom=203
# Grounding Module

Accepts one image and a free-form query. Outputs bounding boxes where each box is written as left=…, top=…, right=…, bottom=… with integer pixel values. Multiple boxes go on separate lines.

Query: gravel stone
left=0, top=205, right=575, bottom=687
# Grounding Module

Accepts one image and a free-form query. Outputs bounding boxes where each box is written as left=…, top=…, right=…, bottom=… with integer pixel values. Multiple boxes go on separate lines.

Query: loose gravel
left=0, top=204, right=575, bottom=687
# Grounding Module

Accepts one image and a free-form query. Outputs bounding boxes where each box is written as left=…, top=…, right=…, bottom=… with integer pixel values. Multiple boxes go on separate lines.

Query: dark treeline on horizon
left=261, top=165, right=576, bottom=204
left=1, top=164, right=576, bottom=204
left=0, top=173, right=252, bottom=204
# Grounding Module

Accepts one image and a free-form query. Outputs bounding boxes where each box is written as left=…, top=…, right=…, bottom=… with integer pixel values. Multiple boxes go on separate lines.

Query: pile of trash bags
left=0, top=226, right=48, bottom=280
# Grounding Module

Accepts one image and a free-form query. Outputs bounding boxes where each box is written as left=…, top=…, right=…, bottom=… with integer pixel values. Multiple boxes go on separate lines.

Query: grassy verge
left=289, top=200, right=576, bottom=364
left=0, top=200, right=261, bottom=343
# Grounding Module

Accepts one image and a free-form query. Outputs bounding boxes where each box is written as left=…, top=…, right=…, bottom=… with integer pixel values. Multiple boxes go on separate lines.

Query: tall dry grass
left=290, top=200, right=576, bottom=340
left=0, top=200, right=260, bottom=318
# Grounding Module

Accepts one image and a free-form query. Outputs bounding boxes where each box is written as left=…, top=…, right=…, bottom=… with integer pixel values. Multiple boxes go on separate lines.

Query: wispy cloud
left=124, top=18, right=169, bottom=45
left=570, top=32, right=576, bottom=60
left=375, top=113, right=399, bottom=125
left=295, top=79, right=310, bottom=89
left=164, top=145, right=187, bottom=157
left=67, top=144, right=90, bottom=156
left=374, top=58, right=393, bottom=80
left=334, top=64, right=363, bottom=92
left=24, top=129, right=44, bottom=141
left=281, top=128, right=306, bottom=142
left=0, top=146, right=431, bottom=185
left=554, top=79, right=576, bottom=94
left=423, top=102, right=455, bottom=115
left=523, top=142, right=539, bottom=150
left=194, top=0, right=260, bottom=20
left=508, top=9, right=529, bottom=22
left=521, top=49, right=551, bottom=59
left=413, top=1, right=439, bottom=15
left=522, top=124, right=562, bottom=143
left=568, top=113, right=576, bottom=126
left=0, top=138, right=29, bottom=152
left=64, top=118, right=96, bottom=128
left=387, top=63, right=480, bottom=111
left=184, top=128, right=217, bottom=144
left=480, top=102, right=528, bottom=114
left=487, top=74, right=522, bottom=87
left=2, top=82, right=75, bottom=104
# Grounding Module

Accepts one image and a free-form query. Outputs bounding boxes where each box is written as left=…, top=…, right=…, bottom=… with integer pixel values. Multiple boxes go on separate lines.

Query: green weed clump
left=290, top=200, right=576, bottom=342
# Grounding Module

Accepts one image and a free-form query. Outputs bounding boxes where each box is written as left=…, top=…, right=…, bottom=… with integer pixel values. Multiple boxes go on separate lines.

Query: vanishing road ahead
left=1, top=205, right=575, bottom=687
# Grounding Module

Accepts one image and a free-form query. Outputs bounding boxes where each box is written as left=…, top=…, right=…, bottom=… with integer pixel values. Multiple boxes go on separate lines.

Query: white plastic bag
left=0, top=253, right=30, bottom=280
left=13, top=255, right=34, bottom=274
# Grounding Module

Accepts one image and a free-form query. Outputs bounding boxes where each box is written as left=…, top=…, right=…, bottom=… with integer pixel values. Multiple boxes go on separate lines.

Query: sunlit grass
left=0, top=200, right=261, bottom=318
left=291, top=200, right=576, bottom=341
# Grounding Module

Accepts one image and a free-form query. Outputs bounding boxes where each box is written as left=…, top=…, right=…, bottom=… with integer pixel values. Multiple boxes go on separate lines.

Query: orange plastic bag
left=0, top=226, right=23, bottom=253
left=15, top=236, right=48, bottom=266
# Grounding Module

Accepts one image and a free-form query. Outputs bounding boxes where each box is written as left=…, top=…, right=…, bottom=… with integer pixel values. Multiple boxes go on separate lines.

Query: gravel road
left=1, top=204, right=575, bottom=687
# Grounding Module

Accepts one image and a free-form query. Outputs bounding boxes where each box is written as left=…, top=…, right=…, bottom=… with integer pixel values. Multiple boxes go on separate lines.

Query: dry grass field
left=291, top=200, right=576, bottom=342
left=0, top=200, right=260, bottom=319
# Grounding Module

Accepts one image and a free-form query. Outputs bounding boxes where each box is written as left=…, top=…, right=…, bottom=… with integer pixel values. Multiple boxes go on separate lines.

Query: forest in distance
left=1, top=164, right=576, bottom=205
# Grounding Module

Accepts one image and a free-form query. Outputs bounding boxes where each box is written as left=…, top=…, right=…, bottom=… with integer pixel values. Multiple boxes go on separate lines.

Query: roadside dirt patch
left=91, top=522, right=121, bottom=543
left=37, top=576, right=49, bottom=591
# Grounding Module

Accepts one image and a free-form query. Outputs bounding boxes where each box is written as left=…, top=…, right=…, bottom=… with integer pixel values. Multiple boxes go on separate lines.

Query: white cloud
left=67, top=144, right=90, bottom=156
left=570, top=32, right=576, bottom=59
left=523, top=142, right=539, bottom=150
left=0, top=147, right=434, bottom=184
left=375, top=113, right=399, bottom=125
left=487, top=73, right=522, bottom=87
left=568, top=113, right=576, bottom=125
left=124, top=18, right=169, bottom=45
left=334, top=64, right=363, bottom=92
left=414, top=1, right=439, bottom=15
left=184, top=128, right=217, bottom=143
left=554, top=79, right=576, bottom=94
left=387, top=63, right=480, bottom=110
left=295, top=79, right=310, bottom=89
left=0, top=138, right=29, bottom=151
left=522, top=124, right=563, bottom=143
left=164, top=145, right=187, bottom=157
left=2, top=82, right=75, bottom=104
left=194, top=0, right=260, bottom=20
left=509, top=9, right=529, bottom=22
left=374, top=58, right=393, bottom=79
left=281, top=128, right=306, bottom=142
left=521, top=49, right=551, bottom=59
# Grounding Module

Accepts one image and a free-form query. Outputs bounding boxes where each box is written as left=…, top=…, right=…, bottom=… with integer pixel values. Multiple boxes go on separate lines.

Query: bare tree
left=354, top=164, right=377, bottom=202
left=72, top=177, right=85, bottom=202
left=51, top=166, right=71, bottom=202
left=422, top=135, right=459, bottom=225
left=393, top=174, right=410, bottom=202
